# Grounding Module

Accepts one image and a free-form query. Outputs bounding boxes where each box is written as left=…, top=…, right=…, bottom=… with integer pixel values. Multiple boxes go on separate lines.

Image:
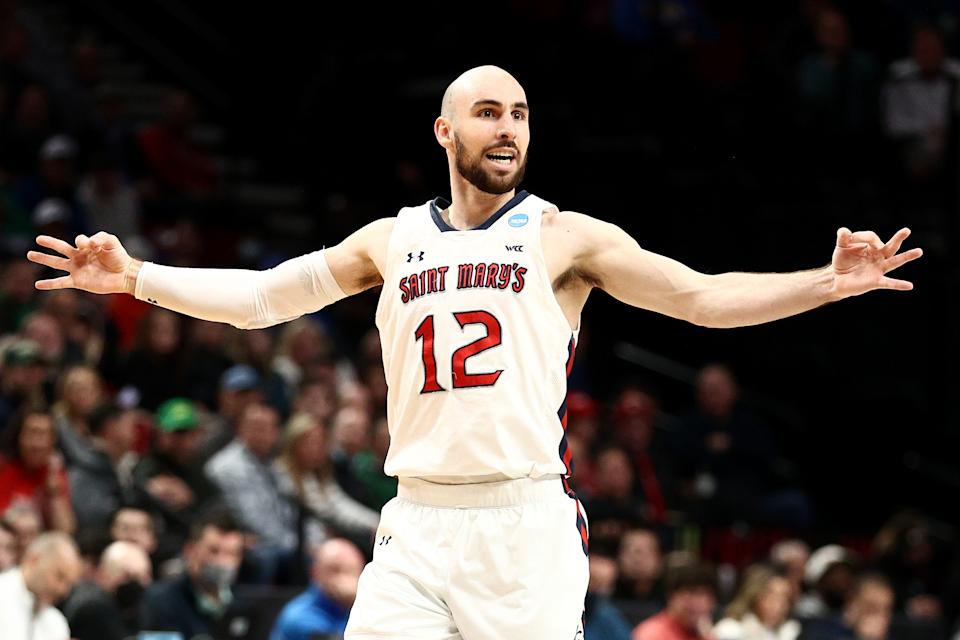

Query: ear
left=434, top=116, right=453, bottom=150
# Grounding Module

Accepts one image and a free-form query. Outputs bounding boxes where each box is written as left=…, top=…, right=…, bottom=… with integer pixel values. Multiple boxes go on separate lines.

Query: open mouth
left=485, top=149, right=517, bottom=166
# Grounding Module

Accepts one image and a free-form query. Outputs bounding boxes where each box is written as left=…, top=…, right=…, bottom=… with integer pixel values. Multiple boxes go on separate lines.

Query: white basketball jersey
left=375, top=191, right=579, bottom=481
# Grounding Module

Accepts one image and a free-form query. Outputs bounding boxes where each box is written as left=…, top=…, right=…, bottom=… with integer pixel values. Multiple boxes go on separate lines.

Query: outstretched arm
left=564, top=213, right=922, bottom=328
left=27, top=218, right=393, bottom=329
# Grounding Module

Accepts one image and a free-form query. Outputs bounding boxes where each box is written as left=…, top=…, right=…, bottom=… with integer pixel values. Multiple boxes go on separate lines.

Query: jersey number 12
left=414, top=311, right=503, bottom=393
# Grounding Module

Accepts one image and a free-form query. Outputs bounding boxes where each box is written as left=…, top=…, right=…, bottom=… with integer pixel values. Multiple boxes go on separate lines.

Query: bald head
left=436, top=66, right=531, bottom=197
left=312, top=538, right=365, bottom=608
left=440, top=66, right=526, bottom=122
left=99, top=540, right=152, bottom=592
left=22, top=532, right=82, bottom=606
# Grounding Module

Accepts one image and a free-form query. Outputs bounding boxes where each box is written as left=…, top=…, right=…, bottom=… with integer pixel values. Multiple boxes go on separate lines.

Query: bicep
left=580, top=220, right=709, bottom=323
left=323, top=217, right=393, bottom=295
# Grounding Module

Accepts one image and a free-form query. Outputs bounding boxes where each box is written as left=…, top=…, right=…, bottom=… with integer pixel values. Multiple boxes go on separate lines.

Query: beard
left=454, top=135, right=527, bottom=195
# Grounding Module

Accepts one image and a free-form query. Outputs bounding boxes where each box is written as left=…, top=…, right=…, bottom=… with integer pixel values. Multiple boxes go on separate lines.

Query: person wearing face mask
left=0, top=531, right=83, bottom=640
left=140, top=509, right=250, bottom=639
left=62, top=540, right=152, bottom=640
left=270, top=538, right=366, bottom=640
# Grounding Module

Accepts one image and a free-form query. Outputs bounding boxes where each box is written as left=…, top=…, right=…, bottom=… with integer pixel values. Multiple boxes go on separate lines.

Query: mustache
left=483, top=141, right=519, bottom=154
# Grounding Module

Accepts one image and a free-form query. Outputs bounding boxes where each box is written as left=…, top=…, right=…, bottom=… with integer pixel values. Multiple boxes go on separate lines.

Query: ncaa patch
left=508, top=213, right=529, bottom=228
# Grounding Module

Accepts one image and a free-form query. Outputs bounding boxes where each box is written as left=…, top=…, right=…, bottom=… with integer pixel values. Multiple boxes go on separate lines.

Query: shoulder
left=714, top=617, right=743, bottom=637
left=274, top=590, right=326, bottom=635
left=542, top=210, right=628, bottom=253
left=887, top=58, right=918, bottom=81
left=37, top=605, right=70, bottom=636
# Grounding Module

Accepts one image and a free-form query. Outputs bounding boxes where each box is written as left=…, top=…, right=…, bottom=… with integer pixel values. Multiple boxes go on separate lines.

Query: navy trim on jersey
left=429, top=190, right=531, bottom=232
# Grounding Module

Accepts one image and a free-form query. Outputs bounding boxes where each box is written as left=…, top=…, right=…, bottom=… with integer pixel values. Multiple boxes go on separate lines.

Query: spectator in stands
left=0, top=85, right=55, bottom=174
left=0, top=408, right=75, bottom=533
left=51, top=364, right=103, bottom=466
left=795, top=7, right=879, bottom=147
left=270, top=538, right=365, bottom=640
left=38, top=290, right=103, bottom=367
left=883, top=25, right=960, bottom=182
left=770, top=539, right=811, bottom=602
left=140, top=510, right=250, bottom=639
left=62, top=540, right=152, bottom=640
left=0, top=518, right=17, bottom=571
left=795, top=545, right=857, bottom=618
left=110, top=506, right=158, bottom=558
left=329, top=405, right=373, bottom=504
left=231, top=328, right=290, bottom=416
left=132, top=398, right=221, bottom=555
left=205, top=402, right=296, bottom=583
left=565, top=391, right=600, bottom=494
left=350, top=416, right=397, bottom=511
left=2, top=502, right=42, bottom=562
left=183, top=319, right=234, bottom=412
left=0, top=260, right=38, bottom=334
left=293, top=379, right=338, bottom=424
left=273, top=319, right=333, bottom=390
left=870, top=510, right=946, bottom=621
left=274, top=412, right=379, bottom=552
left=585, top=550, right=634, bottom=640
left=615, top=526, right=666, bottom=622
left=137, top=89, right=218, bottom=199
left=68, top=404, right=138, bottom=532
left=0, top=532, right=82, bottom=640
left=584, top=446, right=648, bottom=547
left=20, top=310, right=68, bottom=373
left=798, top=574, right=894, bottom=640
left=76, top=150, right=142, bottom=243
left=632, top=561, right=719, bottom=640
left=12, top=134, right=88, bottom=236
left=118, top=308, right=187, bottom=410
left=195, top=363, right=265, bottom=465
left=0, top=338, right=47, bottom=430
left=612, top=387, right=679, bottom=524
left=714, top=564, right=801, bottom=640
left=677, top=364, right=812, bottom=529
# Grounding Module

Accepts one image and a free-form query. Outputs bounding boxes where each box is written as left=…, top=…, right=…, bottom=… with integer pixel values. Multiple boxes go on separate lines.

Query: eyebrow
left=472, top=99, right=529, bottom=111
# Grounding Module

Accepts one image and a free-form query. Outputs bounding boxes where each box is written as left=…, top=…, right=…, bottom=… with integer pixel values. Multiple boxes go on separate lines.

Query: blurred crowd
left=3, top=0, right=960, bottom=639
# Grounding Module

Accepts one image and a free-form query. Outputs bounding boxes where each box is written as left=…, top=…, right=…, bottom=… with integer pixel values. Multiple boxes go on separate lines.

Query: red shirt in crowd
left=633, top=611, right=710, bottom=640
left=0, top=458, right=70, bottom=525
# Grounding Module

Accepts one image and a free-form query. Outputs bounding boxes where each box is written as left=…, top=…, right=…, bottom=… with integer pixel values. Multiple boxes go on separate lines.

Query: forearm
left=128, top=250, right=347, bottom=329
left=47, top=493, right=76, bottom=534
left=692, top=265, right=839, bottom=328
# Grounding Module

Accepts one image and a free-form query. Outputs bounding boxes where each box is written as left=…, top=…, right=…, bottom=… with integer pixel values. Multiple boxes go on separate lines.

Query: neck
left=446, top=165, right=515, bottom=230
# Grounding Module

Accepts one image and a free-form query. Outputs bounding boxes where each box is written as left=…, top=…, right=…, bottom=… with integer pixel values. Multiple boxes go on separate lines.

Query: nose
left=496, top=115, right=516, bottom=141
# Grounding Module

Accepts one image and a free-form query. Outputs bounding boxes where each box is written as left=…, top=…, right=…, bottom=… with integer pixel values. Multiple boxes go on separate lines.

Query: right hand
left=146, top=474, right=195, bottom=510
left=27, top=232, right=135, bottom=294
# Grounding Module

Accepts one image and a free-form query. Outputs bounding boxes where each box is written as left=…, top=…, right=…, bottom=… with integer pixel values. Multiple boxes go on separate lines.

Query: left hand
left=831, top=227, right=923, bottom=299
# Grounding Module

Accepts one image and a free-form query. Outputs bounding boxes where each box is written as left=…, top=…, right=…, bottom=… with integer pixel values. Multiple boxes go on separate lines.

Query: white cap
left=804, top=544, right=855, bottom=585
left=32, top=198, right=69, bottom=226
left=39, top=134, right=77, bottom=160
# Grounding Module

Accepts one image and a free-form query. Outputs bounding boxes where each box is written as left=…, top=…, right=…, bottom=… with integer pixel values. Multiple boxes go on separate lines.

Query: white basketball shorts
left=345, top=474, right=589, bottom=639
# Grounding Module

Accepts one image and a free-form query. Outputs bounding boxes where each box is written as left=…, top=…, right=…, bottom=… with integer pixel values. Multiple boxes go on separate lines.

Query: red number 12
left=414, top=311, right=503, bottom=393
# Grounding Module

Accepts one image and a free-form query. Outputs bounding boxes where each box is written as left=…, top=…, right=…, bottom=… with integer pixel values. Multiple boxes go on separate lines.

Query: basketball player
left=27, top=66, right=921, bottom=639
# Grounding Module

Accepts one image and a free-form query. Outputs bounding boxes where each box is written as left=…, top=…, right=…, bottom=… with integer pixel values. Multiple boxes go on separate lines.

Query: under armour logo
left=407, top=251, right=425, bottom=262
left=505, top=245, right=523, bottom=252
left=378, top=535, right=392, bottom=546
left=146, top=298, right=158, bottom=305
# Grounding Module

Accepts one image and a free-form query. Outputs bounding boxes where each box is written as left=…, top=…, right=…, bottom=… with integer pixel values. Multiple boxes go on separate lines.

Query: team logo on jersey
left=508, top=213, right=529, bottom=228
